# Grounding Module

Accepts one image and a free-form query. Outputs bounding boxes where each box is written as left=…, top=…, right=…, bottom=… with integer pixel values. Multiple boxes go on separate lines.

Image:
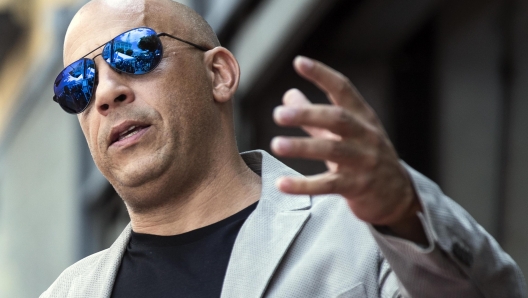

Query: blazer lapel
left=69, top=224, right=131, bottom=298
left=221, top=151, right=312, bottom=298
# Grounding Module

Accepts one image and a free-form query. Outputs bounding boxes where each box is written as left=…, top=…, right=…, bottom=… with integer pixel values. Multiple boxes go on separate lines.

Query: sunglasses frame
left=53, top=27, right=210, bottom=114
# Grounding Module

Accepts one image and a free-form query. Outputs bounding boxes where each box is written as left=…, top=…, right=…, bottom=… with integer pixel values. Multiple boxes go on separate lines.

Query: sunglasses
left=53, top=27, right=210, bottom=114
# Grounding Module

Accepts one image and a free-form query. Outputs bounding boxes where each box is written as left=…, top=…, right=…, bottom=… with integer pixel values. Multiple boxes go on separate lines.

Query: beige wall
left=0, top=0, right=82, bottom=136
left=0, top=87, right=79, bottom=297
left=0, top=1, right=85, bottom=296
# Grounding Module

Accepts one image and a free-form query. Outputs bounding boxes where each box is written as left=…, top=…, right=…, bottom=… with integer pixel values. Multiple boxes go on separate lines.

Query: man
left=42, top=0, right=526, bottom=297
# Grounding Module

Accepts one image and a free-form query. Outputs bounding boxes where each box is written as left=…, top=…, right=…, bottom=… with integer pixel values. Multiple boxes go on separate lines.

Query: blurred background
left=0, top=0, right=527, bottom=296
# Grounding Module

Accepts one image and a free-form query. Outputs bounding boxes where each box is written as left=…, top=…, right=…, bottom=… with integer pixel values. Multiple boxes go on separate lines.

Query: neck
left=127, top=152, right=262, bottom=236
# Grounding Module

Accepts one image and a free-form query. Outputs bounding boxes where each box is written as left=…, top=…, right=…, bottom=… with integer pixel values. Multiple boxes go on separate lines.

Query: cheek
left=152, top=53, right=212, bottom=98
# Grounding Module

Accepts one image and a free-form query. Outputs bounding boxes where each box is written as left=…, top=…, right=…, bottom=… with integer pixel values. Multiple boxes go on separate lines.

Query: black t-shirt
left=111, top=202, right=258, bottom=298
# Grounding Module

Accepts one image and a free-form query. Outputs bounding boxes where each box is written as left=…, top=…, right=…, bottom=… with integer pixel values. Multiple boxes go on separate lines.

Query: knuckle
left=300, top=140, right=319, bottom=157
left=291, top=139, right=303, bottom=153
left=328, top=141, right=349, bottom=161
left=362, top=151, right=380, bottom=170
left=357, top=173, right=372, bottom=194
left=336, top=76, right=353, bottom=96
left=323, top=176, right=339, bottom=193
left=332, top=106, right=349, bottom=125
left=297, top=179, right=309, bottom=192
left=298, top=108, right=310, bottom=122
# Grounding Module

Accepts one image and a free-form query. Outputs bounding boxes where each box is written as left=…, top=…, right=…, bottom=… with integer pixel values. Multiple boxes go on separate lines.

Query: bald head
left=64, top=0, right=220, bottom=65
left=61, top=0, right=243, bottom=216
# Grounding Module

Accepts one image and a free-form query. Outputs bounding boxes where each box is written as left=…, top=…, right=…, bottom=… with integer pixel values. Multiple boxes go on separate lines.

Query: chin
left=114, top=164, right=168, bottom=188
left=109, top=167, right=170, bottom=214
left=110, top=147, right=176, bottom=185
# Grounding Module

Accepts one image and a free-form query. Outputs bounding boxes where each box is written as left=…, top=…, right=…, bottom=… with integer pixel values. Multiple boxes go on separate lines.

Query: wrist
left=385, top=192, right=428, bottom=245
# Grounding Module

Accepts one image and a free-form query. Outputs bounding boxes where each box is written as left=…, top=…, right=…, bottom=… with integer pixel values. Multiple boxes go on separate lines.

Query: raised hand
left=271, top=56, right=426, bottom=244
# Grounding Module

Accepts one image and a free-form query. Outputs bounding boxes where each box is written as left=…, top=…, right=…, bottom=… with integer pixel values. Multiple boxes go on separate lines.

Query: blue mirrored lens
left=102, top=27, right=162, bottom=75
left=53, top=58, right=96, bottom=114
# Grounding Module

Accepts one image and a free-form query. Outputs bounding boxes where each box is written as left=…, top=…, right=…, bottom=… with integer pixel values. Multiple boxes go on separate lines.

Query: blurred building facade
left=0, top=0, right=528, bottom=296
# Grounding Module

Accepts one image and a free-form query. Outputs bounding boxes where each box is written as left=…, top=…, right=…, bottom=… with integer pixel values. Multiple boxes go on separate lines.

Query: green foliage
left=138, top=35, right=158, bottom=52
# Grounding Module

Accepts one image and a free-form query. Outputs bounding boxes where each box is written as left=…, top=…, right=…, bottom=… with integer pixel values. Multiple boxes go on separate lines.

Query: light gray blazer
left=41, top=150, right=526, bottom=298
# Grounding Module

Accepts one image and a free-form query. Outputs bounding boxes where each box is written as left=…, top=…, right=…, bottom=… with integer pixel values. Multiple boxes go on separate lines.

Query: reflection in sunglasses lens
left=102, top=28, right=162, bottom=75
left=53, top=27, right=169, bottom=114
left=53, top=58, right=96, bottom=114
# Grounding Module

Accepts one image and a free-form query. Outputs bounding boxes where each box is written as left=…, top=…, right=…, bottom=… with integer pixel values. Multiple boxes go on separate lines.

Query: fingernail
left=271, top=137, right=292, bottom=153
left=277, top=177, right=293, bottom=191
left=274, top=106, right=296, bottom=122
left=295, top=56, right=314, bottom=71
left=284, top=88, right=310, bottom=106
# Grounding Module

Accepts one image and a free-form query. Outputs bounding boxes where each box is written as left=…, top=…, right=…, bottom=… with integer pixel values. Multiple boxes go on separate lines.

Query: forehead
left=63, top=0, right=180, bottom=66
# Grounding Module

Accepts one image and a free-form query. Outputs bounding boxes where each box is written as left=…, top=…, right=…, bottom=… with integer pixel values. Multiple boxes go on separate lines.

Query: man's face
left=64, top=2, right=216, bottom=203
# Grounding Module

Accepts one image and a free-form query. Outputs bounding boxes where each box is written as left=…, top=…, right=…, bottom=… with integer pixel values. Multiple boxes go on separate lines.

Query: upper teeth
left=120, top=126, right=136, bottom=137
left=117, top=126, right=140, bottom=141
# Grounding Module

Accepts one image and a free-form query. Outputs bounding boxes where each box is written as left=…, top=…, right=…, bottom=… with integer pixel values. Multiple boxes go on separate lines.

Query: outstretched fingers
left=280, top=88, right=328, bottom=138
left=293, top=56, right=367, bottom=112
left=282, top=88, right=311, bottom=107
left=271, top=136, right=372, bottom=166
left=276, top=172, right=358, bottom=196
left=273, top=104, right=370, bottom=138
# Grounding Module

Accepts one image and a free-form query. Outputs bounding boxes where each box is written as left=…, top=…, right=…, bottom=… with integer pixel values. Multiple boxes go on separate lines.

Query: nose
left=92, top=59, right=135, bottom=116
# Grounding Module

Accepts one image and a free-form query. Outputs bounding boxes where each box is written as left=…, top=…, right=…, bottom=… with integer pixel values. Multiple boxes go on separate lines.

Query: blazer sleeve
left=370, top=162, right=527, bottom=298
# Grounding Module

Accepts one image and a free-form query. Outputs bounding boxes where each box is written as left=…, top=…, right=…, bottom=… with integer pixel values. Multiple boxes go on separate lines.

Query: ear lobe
left=206, top=47, right=240, bottom=103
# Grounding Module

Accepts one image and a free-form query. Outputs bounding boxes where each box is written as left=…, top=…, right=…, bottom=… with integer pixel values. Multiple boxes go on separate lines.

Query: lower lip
left=111, top=126, right=151, bottom=148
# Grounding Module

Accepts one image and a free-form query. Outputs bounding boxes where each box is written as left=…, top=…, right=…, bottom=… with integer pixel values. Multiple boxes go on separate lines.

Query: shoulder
left=40, top=249, right=109, bottom=298
left=40, top=224, right=131, bottom=298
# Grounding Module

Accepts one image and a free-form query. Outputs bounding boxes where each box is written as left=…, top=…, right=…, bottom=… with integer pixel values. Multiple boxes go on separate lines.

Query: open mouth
left=118, top=125, right=144, bottom=141
left=110, top=123, right=151, bottom=146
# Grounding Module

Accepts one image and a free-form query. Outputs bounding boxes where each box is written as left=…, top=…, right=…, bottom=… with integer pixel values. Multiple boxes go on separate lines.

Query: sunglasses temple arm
left=79, top=43, right=107, bottom=60
left=157, top=33, right=210, bottom=52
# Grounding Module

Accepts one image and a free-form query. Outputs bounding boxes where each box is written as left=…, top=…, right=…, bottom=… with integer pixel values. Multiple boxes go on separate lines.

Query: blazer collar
left=221, top=150, right=312, bottom=298
left=240, top=150, right=312, bottom=212
left=70, top=224, right=131, bottom=298
left=85, top=150, right=310, bottom=298
left=102, top=224, right=131, bottom=294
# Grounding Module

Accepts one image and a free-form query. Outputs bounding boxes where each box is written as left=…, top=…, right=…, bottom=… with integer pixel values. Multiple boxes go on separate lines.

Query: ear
left=204, top=47, right=240, bottom=103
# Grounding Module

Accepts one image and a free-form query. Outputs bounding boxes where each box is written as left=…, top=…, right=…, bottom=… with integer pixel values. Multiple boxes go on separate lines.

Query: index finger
left=293, top=56, right=367, bottom=112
